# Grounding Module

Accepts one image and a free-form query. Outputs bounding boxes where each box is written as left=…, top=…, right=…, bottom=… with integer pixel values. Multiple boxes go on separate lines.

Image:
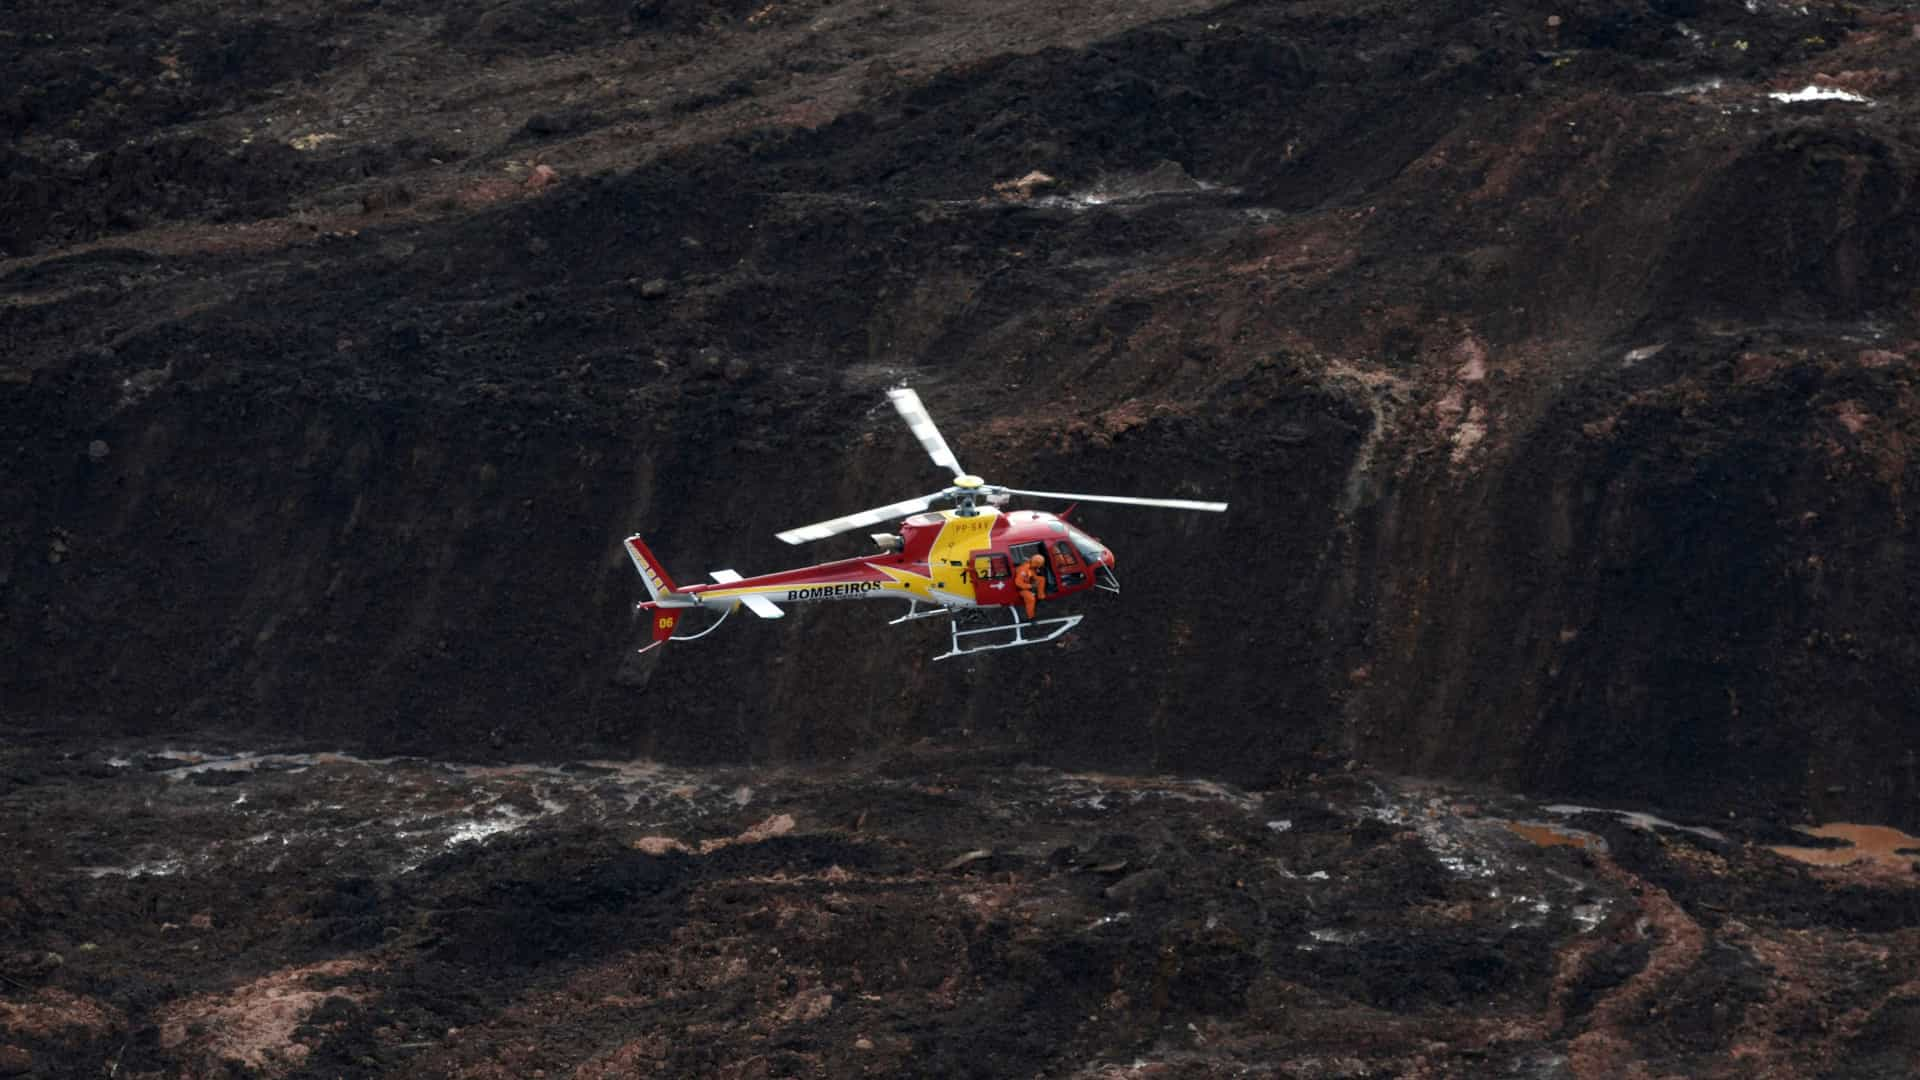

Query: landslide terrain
left=0, top=739, right=1915, bottom=1078
left=5, top=0, right=1920, bottom=825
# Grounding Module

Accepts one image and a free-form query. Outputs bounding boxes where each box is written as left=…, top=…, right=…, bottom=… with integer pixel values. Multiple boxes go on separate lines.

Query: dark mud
left=4, top=3, right=1920, bottom=1073
left=1, top=735, right=1914, bottom=1078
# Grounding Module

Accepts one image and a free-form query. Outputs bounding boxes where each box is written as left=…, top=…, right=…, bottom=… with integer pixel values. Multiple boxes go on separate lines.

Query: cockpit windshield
left=1065, top=527, right=1107, bottom=562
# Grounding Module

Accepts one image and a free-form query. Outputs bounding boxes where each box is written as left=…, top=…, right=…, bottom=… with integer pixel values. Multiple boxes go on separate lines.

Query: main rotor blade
left=1001, top=487, right=1229, bottom=513
left=775, top=491, right=949, bottom=545
left=886, top=387, right=966, bottom=478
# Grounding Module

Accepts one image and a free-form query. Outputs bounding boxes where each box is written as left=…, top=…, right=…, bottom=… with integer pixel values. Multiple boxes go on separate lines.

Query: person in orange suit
left=1013, top=553, right=1048, bottom=619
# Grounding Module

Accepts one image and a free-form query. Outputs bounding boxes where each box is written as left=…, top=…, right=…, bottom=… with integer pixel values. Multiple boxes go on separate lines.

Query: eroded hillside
left=4, top=0, right=1920, bottom=830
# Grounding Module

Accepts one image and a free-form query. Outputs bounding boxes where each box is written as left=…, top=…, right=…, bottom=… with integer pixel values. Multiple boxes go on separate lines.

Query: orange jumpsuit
left=1013, top=558, right=1047, bottom=619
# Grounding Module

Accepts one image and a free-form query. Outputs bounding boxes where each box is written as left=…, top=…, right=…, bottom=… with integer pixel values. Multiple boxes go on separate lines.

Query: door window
left=972, top=553, right=1010, bottom=580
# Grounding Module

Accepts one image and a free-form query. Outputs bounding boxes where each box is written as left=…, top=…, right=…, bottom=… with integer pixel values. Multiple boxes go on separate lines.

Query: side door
left=969, top=551, right=1014, bottom=606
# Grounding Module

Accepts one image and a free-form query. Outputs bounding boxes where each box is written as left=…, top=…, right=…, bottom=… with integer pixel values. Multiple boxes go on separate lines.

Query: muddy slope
left=5, top=0, right=1920, bottom=825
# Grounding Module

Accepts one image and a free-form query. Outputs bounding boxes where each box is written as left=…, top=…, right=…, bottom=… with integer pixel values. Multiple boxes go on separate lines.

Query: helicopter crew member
left=1013, top=553, right=1048, bottom=619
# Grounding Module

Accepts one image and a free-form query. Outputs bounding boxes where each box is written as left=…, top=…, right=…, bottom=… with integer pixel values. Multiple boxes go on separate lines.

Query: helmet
left=1028, top=554, right=1045, bottom=565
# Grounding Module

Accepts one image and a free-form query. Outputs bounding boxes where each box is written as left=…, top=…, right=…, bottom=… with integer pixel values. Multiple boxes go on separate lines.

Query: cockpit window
left=1066, top=527, right=1107, bottom=562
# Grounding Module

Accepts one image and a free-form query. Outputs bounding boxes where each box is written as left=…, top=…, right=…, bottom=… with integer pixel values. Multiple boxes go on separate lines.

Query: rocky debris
left=1, top=744, right=1915, bottom=1077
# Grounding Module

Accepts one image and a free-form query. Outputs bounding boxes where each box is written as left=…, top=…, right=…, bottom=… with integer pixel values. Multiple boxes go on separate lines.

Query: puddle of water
left=77, top=859, right=185, bottom=878
left=1770, top=823, right=1920, bottom=869
left=1050, top=772, right=1260, bottom=812
left=1506, top=821, right=1603, bottom=851
left=1768, top=85, right=1872, bottom=105
left=156, top=750, right=404, bottom=779
left=1543, top=804, right=1726, bottom=843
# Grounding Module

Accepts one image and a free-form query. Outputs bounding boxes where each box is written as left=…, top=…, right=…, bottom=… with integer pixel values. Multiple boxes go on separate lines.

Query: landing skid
left=933, top=607, right=1082, bottom=662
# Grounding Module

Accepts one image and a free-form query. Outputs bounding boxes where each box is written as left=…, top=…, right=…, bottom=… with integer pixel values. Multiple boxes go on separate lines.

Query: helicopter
left=626, top=387, right=1227, bottom=660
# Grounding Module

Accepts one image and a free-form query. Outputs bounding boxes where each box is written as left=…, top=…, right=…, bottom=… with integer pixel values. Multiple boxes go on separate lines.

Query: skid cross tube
left=934, top=608, right=1081, bottom=661
left=889, top=600, right=958, bottom=624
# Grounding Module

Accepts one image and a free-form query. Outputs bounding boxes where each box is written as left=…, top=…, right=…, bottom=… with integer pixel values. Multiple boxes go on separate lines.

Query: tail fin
left=625, top=535, right=682, bottom=603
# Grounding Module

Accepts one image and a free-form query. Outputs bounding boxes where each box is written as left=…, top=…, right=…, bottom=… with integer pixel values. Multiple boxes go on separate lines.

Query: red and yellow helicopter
left=626, top=388, right=1227, bottom=660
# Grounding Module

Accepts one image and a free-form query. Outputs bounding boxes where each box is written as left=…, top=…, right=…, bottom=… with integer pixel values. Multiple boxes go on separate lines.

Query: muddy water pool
left=1770, top=822, right=1920, bottom=869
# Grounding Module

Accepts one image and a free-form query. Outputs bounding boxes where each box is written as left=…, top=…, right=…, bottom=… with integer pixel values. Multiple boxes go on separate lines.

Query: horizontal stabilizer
left=710, top=570, right=785, bottom=619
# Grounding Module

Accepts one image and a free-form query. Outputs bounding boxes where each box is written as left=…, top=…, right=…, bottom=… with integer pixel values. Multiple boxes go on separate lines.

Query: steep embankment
left=4, top=0, right=1918, bottom=825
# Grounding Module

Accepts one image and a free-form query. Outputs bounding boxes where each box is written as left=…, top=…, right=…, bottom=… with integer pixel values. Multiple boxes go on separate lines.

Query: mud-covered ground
left=6, top=2, right=1920, bottom=1074
left=1, top=731, right=1915, bottom=1078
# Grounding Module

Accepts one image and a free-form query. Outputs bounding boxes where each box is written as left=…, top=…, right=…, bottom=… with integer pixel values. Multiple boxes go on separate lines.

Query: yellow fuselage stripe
left=696, top=510, right=998, bottom=605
